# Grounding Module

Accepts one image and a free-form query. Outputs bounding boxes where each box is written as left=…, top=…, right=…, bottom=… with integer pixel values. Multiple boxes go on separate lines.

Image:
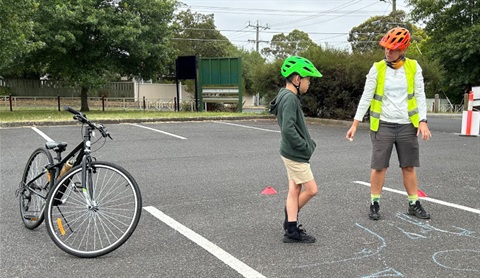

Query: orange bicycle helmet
left=379, top=27, right=411, bottom=50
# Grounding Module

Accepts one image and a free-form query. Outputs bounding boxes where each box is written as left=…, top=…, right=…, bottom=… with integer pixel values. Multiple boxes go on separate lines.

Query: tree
left=230, top=48, right=266, bottom=95
left=0, top=0, right=43, bottom=72
left=2, top=0, right=176, bottom=111
left=408, top=0, right=480, bottom=93
left=347, top=8, right=444, bottom=102
left=171, top=9, right=235, bottom=58
left=261, top=29, right=317, bottom=59
left=348, top=10, right=426, bottom=53
left=250, top=58, right=284, bottom=104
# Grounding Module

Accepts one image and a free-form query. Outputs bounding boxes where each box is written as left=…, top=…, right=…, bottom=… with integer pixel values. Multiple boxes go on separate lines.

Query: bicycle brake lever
left=96, top=124, right=112, bottom=139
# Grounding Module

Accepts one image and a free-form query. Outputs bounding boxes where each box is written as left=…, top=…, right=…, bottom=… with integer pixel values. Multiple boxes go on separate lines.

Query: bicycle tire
left=19, top=147, right=53, bottom=229
left=45, top=161, right=142, bottom=258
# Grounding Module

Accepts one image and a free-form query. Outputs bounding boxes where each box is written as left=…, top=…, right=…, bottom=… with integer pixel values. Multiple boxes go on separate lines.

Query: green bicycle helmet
left=281, top=56, right=322, bottom=78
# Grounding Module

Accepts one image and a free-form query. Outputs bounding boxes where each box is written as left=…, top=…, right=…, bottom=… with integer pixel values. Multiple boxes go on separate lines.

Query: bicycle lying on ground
left=16, top=106, right=142, bottom=258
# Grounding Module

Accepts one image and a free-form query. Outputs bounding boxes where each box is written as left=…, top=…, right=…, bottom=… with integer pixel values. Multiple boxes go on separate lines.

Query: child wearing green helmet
left=269, top=56, right=322, bottom=243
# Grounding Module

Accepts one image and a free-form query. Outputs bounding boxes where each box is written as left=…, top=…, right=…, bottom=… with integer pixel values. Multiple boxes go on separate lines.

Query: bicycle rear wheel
left=19, top=147, right=53, bottom=229
left=45, top=161, right=142, bottom=258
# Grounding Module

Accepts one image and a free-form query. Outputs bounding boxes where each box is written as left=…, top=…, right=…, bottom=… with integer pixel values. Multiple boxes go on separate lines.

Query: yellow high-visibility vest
left=369, top=58, right=419, bottom=131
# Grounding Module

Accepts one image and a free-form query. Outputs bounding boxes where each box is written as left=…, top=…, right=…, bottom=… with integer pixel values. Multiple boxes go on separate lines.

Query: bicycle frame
left=21, top=119, right=104, bottom=207
left=80, top=125, right=96, bottom=206
left=20, top=170, right=51, bottom=199
left=47, top=124, right=100, bottom=207
left=50, top=143, right=83, bottom=174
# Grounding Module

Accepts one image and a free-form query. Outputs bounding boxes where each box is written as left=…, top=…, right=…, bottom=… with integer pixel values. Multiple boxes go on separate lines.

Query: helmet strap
left=385, top=55, right=405, bottom=69
left=291, top=81, right=301, bottom=94
left=287, top=74, right=301, bottom=94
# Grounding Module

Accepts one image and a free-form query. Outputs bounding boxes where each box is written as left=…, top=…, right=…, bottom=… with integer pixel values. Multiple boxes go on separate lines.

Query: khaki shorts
left=281, top=156, right=314, bottom=185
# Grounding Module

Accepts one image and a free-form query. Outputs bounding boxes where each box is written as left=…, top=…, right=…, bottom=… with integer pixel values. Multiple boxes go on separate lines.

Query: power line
left=177, top=0, right=411, bottom=50
left=178, top=27, right=370, bottom=36
left=269, top=0, right=364, bottom=28
left=358, top=1, right=404, bottom=52
left=380, top=0, right=397, bottom=12
left=179, top=6, right=388, bottom=17
left=172, top=37, right=386, bottom=44
left=285, top=1, right=381, bottom=29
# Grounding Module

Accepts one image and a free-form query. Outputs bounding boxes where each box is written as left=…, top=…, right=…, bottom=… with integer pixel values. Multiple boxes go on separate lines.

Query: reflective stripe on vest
left=370, top=58, right=419, bottom=131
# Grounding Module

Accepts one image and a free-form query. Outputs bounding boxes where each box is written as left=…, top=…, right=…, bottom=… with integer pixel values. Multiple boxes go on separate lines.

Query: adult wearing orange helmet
left=346, top=27, right=431, bottom=220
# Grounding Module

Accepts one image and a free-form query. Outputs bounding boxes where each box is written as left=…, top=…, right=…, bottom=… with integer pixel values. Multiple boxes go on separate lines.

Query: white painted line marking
left=128, top=123, right=187, bottom=140
left=214, top=121, right=280, bottom=133
left=144, top=206, right=265, bottom=278
left=31, top=127, right=54, bottom=142
left=354, top=181, right=480, bottom=215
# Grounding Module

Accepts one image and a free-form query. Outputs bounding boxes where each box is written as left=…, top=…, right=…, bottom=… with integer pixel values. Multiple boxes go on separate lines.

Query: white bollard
left=461, top=90, right=480, bottom=136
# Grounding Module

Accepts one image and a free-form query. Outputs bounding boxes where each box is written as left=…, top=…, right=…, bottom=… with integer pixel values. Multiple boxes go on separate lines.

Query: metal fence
left=0, top=96, right=196, bottom=112
left=2, top=95, right=463, bottom=114
left=0, top=79, right=134, bottom=98
left=430, top=103, right=464, bottom=113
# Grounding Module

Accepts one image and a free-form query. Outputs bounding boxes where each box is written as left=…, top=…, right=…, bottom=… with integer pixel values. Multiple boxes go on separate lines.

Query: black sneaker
left=408, top=200, right=430, bottom=219
left=369, top=201, right=380, bottom=220
left=283, top=225, right=316, bottom=243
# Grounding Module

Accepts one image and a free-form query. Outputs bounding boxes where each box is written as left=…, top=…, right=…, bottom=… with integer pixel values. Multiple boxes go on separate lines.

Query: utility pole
left=247, top=20, right=269, bottom=106
left=380, top=0, right=397, bottom=24
left=380, top=0, right=396, bottom=13
left=247, top=21, right=269, bottom=53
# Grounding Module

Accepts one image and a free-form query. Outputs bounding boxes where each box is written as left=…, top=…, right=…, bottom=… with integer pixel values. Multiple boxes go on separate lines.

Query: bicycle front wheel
left=19, top=147, right=53, bottom=229
left=45, top=161, right=142, bottom=258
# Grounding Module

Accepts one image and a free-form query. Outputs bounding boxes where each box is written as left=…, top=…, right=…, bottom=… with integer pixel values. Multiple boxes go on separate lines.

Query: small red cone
left=418, top=189, right=427, bottom=197
left=261, top=186, right=277, bottom=195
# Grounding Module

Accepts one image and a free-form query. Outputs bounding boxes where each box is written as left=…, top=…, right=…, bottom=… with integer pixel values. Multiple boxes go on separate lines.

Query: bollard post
left=57, top=96, right=61, bottom=111
left=143, top=96, right=146, bottom=111
left=434, top=94, right=440, bottom=113
left=102, top=95, right=105, bottom=112
left=466, top=91, right=474, bottom=135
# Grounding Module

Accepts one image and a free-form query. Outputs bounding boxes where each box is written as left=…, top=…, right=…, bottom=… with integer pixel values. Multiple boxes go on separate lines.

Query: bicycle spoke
left=46, top=162, right=141, bottom=258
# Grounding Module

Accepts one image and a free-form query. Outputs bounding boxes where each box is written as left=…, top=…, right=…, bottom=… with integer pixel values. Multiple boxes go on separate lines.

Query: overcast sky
left=178, top=0, right=412, bottom=52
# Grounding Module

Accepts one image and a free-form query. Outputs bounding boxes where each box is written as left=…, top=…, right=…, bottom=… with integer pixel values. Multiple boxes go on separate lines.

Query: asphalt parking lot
left=1, top=115, right=479, bottom=277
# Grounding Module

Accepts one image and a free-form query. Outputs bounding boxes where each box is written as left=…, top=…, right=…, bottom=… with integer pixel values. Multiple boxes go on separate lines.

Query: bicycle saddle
left=45, top=142, right=68, bottom=152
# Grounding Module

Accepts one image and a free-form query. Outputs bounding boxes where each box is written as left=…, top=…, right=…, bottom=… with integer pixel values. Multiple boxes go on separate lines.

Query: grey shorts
left=370, top=121, right=419, bottom=170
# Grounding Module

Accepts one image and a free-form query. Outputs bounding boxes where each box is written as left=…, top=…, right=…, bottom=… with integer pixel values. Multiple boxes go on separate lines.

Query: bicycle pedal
left=24, top=215, right=39, bottom=221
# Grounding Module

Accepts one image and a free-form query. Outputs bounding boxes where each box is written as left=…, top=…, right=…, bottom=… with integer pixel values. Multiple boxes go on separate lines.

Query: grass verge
left=0, top=109, right=271, bottom=125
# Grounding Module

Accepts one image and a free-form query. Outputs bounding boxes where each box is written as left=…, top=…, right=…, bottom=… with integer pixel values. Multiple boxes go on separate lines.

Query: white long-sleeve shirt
left=354, top=60, right=427, bottom=124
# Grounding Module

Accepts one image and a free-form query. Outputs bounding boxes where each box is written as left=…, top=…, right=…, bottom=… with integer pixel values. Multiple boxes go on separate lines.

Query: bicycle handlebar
left=64, top=106, right=112, bottom=139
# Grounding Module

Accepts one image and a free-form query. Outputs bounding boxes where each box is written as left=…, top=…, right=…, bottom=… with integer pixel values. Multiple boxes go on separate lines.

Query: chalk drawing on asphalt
left=432, top=249, right=480, bottom=272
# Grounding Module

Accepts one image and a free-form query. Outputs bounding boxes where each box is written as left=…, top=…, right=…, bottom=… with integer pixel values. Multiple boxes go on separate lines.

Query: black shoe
left=369, top=201, right=380, bottom=220
left=408, top=200, right=430, bottom=219
left=283, top=225, right=316, bottom=243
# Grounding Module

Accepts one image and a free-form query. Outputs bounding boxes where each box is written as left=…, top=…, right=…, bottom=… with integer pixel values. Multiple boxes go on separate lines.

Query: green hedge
left=255, top=46, right=444, bottom=119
